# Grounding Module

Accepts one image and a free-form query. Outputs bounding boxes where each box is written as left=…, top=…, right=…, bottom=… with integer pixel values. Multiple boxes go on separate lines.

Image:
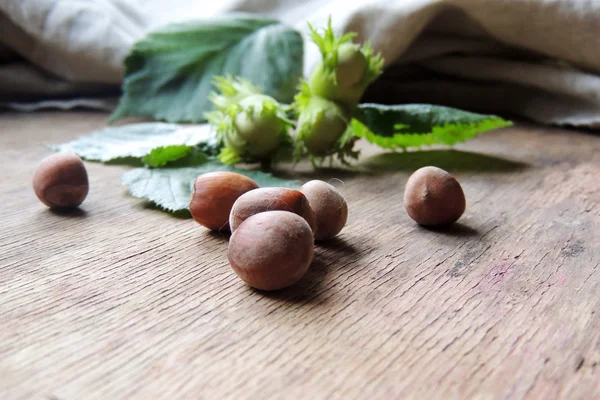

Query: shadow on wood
left=205, top=229, right=231, bottom=243
left=359, top=149, right=527, bottom=173
left=49, top=207, right=88, bottom=218
left=255, top=255, right=332, bottom=304
left=419, top=222, right=480, bottom=237
left=315, top=235, right=359, bottom=255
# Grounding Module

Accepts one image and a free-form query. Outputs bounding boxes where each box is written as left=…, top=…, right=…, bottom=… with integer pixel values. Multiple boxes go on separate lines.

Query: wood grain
left=1, top=111, right=599, bottom=400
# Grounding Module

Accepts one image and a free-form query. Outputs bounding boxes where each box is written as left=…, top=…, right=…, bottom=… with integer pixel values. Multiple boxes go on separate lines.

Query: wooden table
left=1, top=111, right=599, bottom=399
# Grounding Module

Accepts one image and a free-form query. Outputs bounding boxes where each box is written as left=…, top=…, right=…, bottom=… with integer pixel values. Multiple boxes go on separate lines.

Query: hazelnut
left=189, top=171, right=259, bottom=230
left=229, top=187, right=316, bottom=233
left=33, top=152, right=89, bottom=208
left=228, top=211, right=314, bottom=290
left=403, top=166, right=466, bottom=226
left=300, top=180, right=348, bottom=241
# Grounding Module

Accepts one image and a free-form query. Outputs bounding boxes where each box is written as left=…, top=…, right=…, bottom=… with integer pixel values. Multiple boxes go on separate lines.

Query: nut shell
left=228, top=211, right=314, bottom=291
left=33, top=152, right=89, bottom=208
left=189, top=172, right=259, bottom=230
left=300, top=180, right=348, bottom=241
left=403, top=166, right=466, bottom=226
left=229, top=187, right=316, bottom=233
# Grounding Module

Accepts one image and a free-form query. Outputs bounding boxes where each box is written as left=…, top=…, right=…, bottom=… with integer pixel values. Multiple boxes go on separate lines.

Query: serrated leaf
left=110, top=15, right=304, bottom=123
left=353, top=104, right=513, bottom=149
left=50, top=123, right=219, bottom=164
left=121, top=161, right=300, bottom=213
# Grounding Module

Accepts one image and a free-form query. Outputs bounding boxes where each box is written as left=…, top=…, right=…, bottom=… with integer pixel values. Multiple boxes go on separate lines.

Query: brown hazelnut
left=189, top=171, right=259, bottom=231
left=229, top=187, right=316, bottom=233
left=403, top=166, right=466, bottom=226
left=300, top=180, right=348, bottom=241
left=33, top=152, right=89, bottom=209
left=228, top=211, right=314, bottom=291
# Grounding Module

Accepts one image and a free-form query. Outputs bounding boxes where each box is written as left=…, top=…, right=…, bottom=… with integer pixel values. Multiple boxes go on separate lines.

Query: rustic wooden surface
left=1, top=111, right=599, bottom=400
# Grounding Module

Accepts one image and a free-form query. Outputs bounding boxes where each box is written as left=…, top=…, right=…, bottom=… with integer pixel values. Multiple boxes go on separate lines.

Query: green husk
left=307, top=18, right=384, bottom=108
left=206, top=79, right=293, bottom=165
left=292, top=81, right=358, bottom=165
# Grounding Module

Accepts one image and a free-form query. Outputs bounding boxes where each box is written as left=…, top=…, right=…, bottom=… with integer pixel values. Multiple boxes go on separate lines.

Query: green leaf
left=110, top=15, right=304, bottom=123
left=161, top=147, right=212, bottom=168
left=121, top=161, right=300, bottom=213
left=142, top=145, right=193, bottom=167
left=50, top=123, right=219, bottom=164
left=352, top=104, right=513, bottom=149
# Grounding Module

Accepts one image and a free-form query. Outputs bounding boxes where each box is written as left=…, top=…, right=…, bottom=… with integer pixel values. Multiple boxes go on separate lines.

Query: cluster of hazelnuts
left=33, top=152, right=466, bottom=292
left=189, top=172, right=349, bottom=291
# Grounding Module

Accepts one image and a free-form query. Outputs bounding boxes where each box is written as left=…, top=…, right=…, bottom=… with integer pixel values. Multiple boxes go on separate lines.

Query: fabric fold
left=2, top=0, right=600, bottom=128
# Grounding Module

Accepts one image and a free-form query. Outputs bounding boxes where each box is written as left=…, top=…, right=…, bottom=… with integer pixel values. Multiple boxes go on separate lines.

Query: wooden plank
left=0, top=111, right=599, bottom=399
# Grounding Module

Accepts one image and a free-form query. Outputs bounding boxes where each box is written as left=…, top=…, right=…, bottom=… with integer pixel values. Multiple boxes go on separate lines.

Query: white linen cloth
left=2, top=0, right=600, bottom=127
